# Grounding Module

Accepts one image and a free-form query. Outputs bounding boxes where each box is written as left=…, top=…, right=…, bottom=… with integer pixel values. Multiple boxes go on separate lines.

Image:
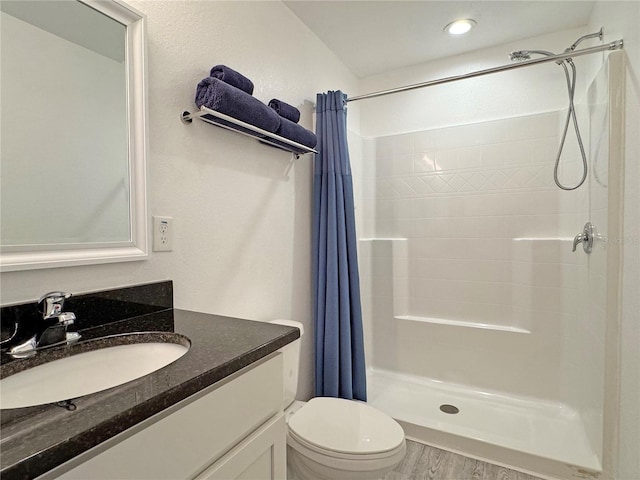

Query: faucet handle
left=572, top=233, right=585, bottom=252
left=57, top=312, right=76, bottom=326
left=572, top=222, right=596, bottom=254
left=38, top=291, right=72, bottom=320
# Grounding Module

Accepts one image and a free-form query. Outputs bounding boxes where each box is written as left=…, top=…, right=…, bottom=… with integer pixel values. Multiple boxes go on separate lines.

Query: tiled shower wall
left=359, top=111, right=590, bottom=401
left=364, top=112, right=587, bottom=328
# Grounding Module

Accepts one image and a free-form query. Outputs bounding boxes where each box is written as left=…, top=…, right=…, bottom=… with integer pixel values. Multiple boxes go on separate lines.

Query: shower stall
left=353, top=31, right=624, bottom=480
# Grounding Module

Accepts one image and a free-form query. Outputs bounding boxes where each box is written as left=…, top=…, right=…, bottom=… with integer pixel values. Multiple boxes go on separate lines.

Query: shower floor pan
left=367, top=368, right=601, bottom=480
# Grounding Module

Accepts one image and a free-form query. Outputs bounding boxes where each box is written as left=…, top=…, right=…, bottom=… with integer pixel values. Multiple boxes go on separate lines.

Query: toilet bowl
left=270, top=320, right=406, bottom=480
left=287, top=397, right=406, bottom=480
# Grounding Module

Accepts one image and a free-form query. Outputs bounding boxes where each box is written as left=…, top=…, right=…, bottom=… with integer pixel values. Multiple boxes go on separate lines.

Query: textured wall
left=0, top=1, right=359, bottom=401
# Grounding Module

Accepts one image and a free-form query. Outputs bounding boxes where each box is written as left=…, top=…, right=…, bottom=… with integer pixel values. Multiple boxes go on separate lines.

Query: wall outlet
left=153, top=216, right=173, bottom=252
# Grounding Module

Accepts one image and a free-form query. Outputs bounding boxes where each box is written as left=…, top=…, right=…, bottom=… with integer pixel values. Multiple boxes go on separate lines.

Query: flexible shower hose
left=554, top=58, right=588, bottom=190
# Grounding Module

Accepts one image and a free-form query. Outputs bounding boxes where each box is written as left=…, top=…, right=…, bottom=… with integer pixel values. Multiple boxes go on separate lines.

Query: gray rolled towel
left=268, top=99, right=301, bottom=123
left=269, top=117, right=317, bottom=150
left=210, top=65, right=254, bottom=95
left=195, top=77, right=280, bottom=134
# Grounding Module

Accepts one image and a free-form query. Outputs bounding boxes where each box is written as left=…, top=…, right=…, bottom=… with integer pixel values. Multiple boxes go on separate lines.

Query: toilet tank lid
left=270, top=319, right=304, bottom=336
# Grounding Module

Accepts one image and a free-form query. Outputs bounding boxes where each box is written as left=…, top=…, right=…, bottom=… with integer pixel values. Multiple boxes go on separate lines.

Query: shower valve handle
left=572, top=222, right=595, bottom=254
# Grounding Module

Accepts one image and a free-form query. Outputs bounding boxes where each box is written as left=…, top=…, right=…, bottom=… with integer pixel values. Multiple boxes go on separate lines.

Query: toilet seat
left=288, top=429, right=405, bottom=462
left=287, top=397, right=405, bottom=457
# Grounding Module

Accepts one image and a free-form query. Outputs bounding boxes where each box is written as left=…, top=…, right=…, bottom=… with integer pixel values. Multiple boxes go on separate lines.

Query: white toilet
left=270, top=320, right=406, bottom=480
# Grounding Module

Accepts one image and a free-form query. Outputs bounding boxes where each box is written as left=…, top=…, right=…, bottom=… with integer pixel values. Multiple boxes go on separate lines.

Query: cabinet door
left=196, top=414, right=286, bottom=480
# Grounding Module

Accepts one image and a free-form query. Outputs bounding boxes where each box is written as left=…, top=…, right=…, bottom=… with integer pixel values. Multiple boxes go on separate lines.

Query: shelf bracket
left=181, top=111, right=193, bottom=125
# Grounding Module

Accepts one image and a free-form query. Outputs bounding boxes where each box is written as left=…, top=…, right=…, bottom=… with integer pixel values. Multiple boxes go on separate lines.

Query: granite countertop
left=0, top=307, right=299, bottom=479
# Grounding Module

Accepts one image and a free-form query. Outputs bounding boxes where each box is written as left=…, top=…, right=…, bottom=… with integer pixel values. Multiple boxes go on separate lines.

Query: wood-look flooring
left=383, top=440, right=545, bottom=480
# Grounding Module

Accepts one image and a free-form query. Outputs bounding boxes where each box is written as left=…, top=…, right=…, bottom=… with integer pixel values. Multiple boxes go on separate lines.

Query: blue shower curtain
left=313, top=91, right=367, bottom=401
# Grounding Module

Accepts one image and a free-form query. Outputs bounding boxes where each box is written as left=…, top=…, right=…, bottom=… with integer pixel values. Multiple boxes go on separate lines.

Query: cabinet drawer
left=56, top=354, right=283, bottom=480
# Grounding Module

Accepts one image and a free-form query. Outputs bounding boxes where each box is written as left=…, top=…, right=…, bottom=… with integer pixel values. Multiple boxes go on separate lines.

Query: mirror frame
left=0, top=0, right=148, bottom=272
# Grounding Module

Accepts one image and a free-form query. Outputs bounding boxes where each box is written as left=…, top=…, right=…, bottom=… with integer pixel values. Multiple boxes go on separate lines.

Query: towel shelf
left=181, top=106, right=318, bottom=157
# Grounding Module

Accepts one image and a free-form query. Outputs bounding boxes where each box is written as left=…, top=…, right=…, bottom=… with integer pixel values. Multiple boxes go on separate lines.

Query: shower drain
left=439, top=404, right=459, bottom=414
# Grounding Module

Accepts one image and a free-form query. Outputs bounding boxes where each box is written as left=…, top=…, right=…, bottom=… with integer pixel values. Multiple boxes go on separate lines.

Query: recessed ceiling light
left=444, top=19, right=477, bottom=35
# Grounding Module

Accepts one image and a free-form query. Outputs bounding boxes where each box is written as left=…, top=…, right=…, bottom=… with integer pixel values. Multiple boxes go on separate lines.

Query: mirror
left=0, top=0, right=147, bottom=271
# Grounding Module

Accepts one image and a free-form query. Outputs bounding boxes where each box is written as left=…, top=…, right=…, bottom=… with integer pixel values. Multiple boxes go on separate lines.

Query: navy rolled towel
left=210, top=65, right=254, bottom=95
left=274, top=117, right=317, bottom=149
left=268, top=99, right=301, bottom=123
left=195, top=77, right=280, bottom=134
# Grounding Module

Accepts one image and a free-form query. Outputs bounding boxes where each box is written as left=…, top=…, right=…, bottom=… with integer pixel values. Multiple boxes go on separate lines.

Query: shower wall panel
left=360, top=111, right=589, bottom=401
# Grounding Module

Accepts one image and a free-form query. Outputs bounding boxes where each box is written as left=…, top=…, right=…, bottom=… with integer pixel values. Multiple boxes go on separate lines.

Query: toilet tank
left=269, top=319, right=304, bottom=409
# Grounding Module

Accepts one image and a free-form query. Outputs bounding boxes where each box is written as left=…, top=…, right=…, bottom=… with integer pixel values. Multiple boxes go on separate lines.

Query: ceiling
left=283, top=1, right=595, bottom=78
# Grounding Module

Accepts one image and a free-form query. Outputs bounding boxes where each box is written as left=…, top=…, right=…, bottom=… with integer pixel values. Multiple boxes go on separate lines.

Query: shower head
left=509, top=49, right=558, bottom=65
left=509, top=50, right=531, bottom=62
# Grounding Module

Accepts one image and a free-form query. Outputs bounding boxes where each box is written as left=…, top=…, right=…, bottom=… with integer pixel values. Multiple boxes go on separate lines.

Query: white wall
left=586, top=3, right=640, bottom=478
left=358, top=27, right=589, bottom=137
left=0, top=0, right=359, bottom=401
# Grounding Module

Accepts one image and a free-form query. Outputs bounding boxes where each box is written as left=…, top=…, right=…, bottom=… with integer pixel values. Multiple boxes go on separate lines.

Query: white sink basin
left=0, top=341, right=189, bottom=409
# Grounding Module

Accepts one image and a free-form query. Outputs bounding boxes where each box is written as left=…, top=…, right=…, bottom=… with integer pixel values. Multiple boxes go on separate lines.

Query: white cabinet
left=50, top=354, right=285, bottom=480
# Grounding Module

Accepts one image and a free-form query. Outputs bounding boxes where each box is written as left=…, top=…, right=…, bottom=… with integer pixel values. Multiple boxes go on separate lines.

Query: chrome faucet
left=572, top=222, right=596, bottom=254
left=8, top=291, right=81, bottom=358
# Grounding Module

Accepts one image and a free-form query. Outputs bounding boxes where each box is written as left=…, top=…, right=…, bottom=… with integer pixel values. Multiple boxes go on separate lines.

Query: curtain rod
left=346, top=40, right=623, bottom=103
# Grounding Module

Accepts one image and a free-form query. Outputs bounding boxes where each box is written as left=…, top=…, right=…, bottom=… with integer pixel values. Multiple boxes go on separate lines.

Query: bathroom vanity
left=0, top=281, right=299, bottom=480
